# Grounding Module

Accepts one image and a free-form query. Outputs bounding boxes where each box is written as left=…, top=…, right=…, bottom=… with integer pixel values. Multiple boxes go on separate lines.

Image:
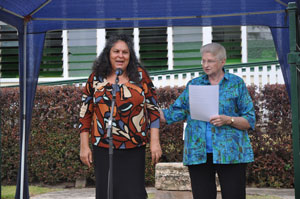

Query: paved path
left=31, top=187, right=295, bottom=199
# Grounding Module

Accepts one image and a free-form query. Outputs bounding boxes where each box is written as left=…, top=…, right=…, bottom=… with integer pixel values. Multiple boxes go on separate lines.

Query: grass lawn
left=148, top=193, right=155, bottom=199
left=1, top=186, right=62, bottom=199
left=247, top=195, right=281, bottom=199
left=148, top=193, right=281, bottom=199
left=2, top=186, right=283, bottom=199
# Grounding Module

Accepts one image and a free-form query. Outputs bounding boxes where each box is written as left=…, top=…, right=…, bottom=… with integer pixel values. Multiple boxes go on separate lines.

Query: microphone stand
left=107, top=75, right=119, bottom=199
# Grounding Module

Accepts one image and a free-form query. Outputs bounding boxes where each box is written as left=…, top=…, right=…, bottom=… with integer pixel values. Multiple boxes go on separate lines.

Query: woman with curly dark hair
left=92, top=34, right=141, bottom=83
left=79, top=34, right=162, bottom=199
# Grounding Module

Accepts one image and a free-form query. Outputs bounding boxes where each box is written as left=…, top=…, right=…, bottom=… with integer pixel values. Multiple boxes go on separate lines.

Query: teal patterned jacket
left=162, top=72, right=256, bottom=165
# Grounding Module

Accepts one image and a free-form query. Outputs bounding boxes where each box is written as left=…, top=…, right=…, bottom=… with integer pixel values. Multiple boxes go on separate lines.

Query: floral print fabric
left=79, top=67, right=160, bottom=149
left=163, top=72, right=256, bottom=165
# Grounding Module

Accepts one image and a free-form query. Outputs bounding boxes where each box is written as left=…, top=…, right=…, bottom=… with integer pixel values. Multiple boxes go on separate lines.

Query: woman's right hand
left=80, top=146, right=93, bottom=168
left=80, top=132, right=93, bottom=168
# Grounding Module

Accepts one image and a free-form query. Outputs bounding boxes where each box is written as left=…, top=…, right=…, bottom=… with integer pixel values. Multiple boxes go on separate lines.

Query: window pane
left=173, top=26, right=202, bottom=69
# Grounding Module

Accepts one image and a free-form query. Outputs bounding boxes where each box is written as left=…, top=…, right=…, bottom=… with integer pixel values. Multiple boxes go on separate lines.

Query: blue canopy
left=0, top=0, right=296, bottom=198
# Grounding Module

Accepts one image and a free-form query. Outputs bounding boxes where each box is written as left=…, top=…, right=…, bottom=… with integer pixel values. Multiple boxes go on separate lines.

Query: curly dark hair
left=92, top=34, right=143, bottom=83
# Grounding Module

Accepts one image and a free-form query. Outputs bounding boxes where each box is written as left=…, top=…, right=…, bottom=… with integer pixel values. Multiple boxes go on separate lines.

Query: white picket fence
left=0, top=61, right=284, bottom=88
left=151, top=62, right=284, bottom=88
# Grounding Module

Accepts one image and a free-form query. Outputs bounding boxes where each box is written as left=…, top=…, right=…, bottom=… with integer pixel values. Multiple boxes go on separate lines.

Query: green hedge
left=246, top=84, right=293, bottom=187
left=0, top=84, right=293, bottom=187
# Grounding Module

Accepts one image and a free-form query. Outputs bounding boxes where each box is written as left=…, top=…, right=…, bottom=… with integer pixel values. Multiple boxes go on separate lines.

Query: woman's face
left=110, top=40, right=130, bottom=73
left=201, top=52, right=225, bottom=77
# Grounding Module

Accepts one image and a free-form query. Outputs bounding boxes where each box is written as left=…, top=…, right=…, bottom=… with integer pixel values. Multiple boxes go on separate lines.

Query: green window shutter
left=68, top=29, right=97, bottom=77
left=173, top=27, right=202, bottom=69
left=212, top=26, right=241, bottom=64
left=247, top=26, right=277, bottom=63
left=40, top=30, right=63, bottom=77
left=0, top=25, right=63, bottom=78
left=0, top=24, right=18, bottom=78
left=139, top=28, right=168, bottom=71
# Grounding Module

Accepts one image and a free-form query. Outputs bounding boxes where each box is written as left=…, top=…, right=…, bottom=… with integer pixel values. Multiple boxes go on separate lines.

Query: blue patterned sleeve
left=237, top=81, right=256, bottom=130
left=162, top=85, right=189, bottom=124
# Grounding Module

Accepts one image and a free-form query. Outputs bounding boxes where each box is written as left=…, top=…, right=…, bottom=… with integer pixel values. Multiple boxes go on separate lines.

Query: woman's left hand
left=150, top=128, right=162, bottom=165
left=150, top=141, right=162, bottom=165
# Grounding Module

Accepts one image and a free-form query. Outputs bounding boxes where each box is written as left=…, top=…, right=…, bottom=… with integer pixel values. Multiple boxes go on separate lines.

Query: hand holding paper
left=189, top=85, right=219, bottom=121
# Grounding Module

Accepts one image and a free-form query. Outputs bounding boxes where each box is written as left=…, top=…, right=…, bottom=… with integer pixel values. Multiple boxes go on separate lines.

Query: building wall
left=0, top=22, right=278, bottom=82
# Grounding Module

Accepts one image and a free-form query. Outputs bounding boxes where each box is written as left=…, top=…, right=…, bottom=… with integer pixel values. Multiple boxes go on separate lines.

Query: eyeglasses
left=201, top=59, right=218, bottom=65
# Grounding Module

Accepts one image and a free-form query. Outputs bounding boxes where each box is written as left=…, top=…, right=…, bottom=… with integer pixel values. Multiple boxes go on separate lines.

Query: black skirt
left=93, top=145, right=148, bottom=199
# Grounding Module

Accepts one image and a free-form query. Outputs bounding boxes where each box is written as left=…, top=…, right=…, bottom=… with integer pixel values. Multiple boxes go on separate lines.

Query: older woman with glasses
left=160, top=43, right=255, bottom=199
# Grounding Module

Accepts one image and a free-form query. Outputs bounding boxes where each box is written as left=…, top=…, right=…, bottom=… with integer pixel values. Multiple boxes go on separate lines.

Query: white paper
left=189, top=85, right=219, bottom=121
left=183, top=122, right=187, bottom=140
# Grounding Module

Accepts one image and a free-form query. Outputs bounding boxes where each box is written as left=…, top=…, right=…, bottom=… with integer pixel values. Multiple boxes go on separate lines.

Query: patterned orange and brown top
left=79, top=67, right=160, bottom=149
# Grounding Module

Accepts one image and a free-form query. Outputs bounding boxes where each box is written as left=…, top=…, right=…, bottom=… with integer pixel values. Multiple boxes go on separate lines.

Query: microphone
left=115, top=68, right=123, bottom=76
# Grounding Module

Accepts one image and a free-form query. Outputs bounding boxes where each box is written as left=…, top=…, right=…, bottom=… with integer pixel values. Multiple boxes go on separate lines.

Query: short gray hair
left=200, top=43, right=227, bottom=61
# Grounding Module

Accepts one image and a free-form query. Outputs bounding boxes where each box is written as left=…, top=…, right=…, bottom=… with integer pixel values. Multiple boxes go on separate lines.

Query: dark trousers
left=188, top=153, right=247, bottom=199
left=93, top=146, right=147, bottom=199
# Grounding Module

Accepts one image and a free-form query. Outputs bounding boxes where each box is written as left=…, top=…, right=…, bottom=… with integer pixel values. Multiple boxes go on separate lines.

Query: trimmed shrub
left=0, top=84, right=293, bottom=187
left=247, top=84, right=293, bottom=187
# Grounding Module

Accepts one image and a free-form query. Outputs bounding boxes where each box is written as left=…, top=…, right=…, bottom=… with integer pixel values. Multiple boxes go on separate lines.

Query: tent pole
left=0, top=95, right=2, bottom=199
left=20, top=21, right=28, bottom=199
left=287, top=3, right=300, bottom=199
